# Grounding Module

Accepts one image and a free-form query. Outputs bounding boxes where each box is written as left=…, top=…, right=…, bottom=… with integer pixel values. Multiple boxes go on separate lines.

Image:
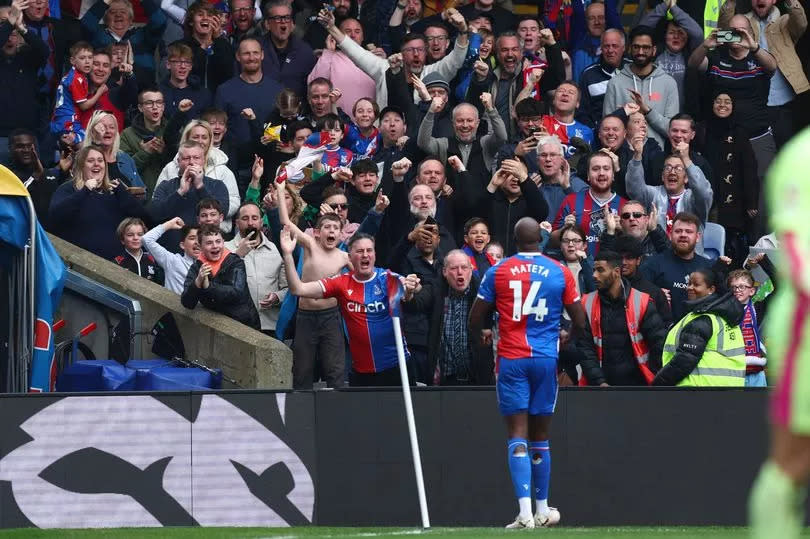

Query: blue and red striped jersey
left=541, top=115, right=594, bottom=158
left=553, top=190, right=626, bottom=256
left=478, top=253, right=579, bottom=360
left=320, top=268, right=408, bottom=373
left=51, top=67, right=87, bottom=136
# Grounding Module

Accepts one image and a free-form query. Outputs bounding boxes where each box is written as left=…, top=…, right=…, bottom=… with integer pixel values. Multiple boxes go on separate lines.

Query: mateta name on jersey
left=508, top=263, right=553, bottom=278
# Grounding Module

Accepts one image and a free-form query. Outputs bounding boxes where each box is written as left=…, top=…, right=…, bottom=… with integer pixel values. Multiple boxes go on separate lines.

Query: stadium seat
left=702, top=223, right=726, bottom=261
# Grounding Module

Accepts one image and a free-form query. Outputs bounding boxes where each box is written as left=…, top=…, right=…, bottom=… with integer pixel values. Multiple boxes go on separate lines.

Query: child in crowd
left=485, top=241, right=504, bottom=263
left=461, top=217, right=497, bottom=278
left=50, top=42, right=106, bottom=144
left=113, top=217, right=165, bottom=285
left=142, top=217, right=201, bottom=295
left=340, top=97, right=381, bottom=160
left=311, top=113, right=353, bottom=172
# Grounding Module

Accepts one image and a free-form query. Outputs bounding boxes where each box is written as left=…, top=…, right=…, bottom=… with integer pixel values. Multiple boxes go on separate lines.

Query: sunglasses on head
left=621, top=211, right=646, bottom=219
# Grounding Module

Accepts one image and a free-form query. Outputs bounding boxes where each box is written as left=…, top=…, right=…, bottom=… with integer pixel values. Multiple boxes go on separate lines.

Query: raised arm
left=275, top=180, right=315, bottom=249
left=278, top=225, right=326, bottom=299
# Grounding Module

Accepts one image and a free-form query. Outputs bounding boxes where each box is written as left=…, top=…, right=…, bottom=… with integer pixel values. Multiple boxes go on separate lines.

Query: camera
left=716, top=30, right=742, bottom=44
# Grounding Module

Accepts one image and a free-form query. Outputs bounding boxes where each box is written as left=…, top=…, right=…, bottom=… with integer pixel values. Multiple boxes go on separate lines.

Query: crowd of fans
left=3, top=0, right=807, bottom=387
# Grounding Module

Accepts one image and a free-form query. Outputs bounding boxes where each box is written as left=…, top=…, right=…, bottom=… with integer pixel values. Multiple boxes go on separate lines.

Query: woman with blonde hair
left=82, top=110, right=146, bottom=190
left=156, top=118, right=240, bottom=233
left=49, top=145, right=149, bottom=259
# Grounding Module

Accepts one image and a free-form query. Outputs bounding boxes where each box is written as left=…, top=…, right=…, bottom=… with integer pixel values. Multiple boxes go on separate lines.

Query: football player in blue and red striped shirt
left=470, top=217, right=589, bottom=529
left=280, top=228, right=421, bottom=386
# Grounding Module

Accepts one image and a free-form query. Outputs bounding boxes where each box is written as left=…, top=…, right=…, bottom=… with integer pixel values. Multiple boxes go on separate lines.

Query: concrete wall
left=49, top=234, right=293, bottom=389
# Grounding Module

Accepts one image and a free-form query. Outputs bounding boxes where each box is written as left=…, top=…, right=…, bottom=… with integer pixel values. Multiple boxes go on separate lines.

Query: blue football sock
left=507, top=438, right=532, bottom=506
left=530, top=440, right=551, bottom=512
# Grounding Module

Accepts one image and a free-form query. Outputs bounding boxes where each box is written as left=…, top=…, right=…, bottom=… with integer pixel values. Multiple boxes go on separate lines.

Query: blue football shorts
left=496, top=356, right=558, bottom=416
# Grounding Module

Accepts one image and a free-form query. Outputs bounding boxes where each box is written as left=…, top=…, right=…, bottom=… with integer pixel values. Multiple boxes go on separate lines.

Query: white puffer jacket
left=155, top=146, right=240, bottom=234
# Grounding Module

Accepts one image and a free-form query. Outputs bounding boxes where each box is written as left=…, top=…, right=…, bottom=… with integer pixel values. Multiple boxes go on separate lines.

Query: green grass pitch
left=1, top=527, right=808, bottom=538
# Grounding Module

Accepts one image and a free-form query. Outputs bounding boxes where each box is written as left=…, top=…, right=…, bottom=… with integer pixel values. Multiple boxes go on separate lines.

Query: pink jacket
left=307, top=50, right=377, bottom=113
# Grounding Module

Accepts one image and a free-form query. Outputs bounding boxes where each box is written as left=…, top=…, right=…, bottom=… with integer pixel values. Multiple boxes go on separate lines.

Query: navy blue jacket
left=149, top=176, right=229, bottom=252
left=260, top=35, right=315, bottom=97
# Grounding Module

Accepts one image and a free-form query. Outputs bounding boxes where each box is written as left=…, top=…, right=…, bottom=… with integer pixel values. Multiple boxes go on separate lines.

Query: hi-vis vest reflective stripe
left=580, top=289, right=655, bottom=385
left=704, top=0, right=723, bottom=37
left=662, top=312, right=746, bottom=387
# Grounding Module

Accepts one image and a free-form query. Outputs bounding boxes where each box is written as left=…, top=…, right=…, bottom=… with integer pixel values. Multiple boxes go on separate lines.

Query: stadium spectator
left=700, top=92, right=758, bottom=265
left=280, top=229, right=421, bottom=387
left=120, top=88, right=185, bottom=193
left=653, top=268, right=745, bottom=386
left=476, top=157, right=549, bottom=255
left=150, top=141, right=229, bottom=252
left=112, top=217, right=165, bottom=284
left=196, top=197, right=224, bottom=228
left=156, top=119, right=239, bottom=233
left=648, top=114, right=714, bottom=189
left=50, top=41, right=95, bottom=144
left=640, top=212, right=715, bottom=321
left=576, top=29, right=628, bottom=128
left=532, top=136, right=588, bottom=214
left=227, top=0, right=261, bottom=47
left=179, top=1, right=233, bottom=92
left=552, top=151, right=625, bottom=256
left=307, top=18, right=376, bottom=114
left=302, top=0, right=355, bottom=51
left=409, top=248, right=495, bottom=385
left=603, top=26, right=679, bottom=149
left=424, top=23, right=452, bottom=64
left=553, top=224, right=596, bottom=296
left=276, top=178, right=351, bottom=389
left=460, top=217, right=496, bottom=278
left=626, top=132, right=713, bottom=234
left=495, top=98, right=545, bottom=175
left=317, top=4, right=470, bottom=108
left=611, top=234, right=673, bottom=326
left=225, top=200, right=288, bottom=337
left=181, top=223, right=261, bottom=330
left=570, top=0, right=622, bottom=82
left=81, top=0, right=166, bottom=88
left=82, top=111, right=146, bottom=191
left=599, top=199, right=669, bottom=259
left=719, top=0, right=809, bottom=148
left=468, top=29, right=564, bottom=140
left=688, top=15, right=778, bottom=197
left=728, top=265, right=773, bottom=387
left=77, top=48, right=138, bottom=132
left=0, top=3, right=48, bottom=165
left=541, top=81, right=594, bottom=158
left=142, top=216, right=199, bottom=294
left=388, top=217, right=447, bottom=383
left=458, top=0, right=516, bottom=36
left=159, top=41, right=212, bottom=122
left=638, top=0, right=703, bottom=107
left=49, top=145, right=149, bottom=259
left=578, top=249, right=667, bottom=386
left=7, top=129, right=67, bottom=230
left=260, top=0, right=316, bottom=97
left=214, top=37, right=283, bottom=153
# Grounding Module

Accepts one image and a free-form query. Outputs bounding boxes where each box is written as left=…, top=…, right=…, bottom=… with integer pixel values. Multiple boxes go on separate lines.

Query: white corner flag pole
left=392, top=315, right=431, bottom=529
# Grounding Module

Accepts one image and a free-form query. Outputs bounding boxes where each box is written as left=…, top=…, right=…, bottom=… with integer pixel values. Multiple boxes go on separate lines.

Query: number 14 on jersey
left=508, top=280, right=549, bottom=322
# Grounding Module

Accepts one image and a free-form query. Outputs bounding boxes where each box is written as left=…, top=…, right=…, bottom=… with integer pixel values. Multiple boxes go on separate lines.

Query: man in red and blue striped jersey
left=280, top=228, right=421, bottom=386
left=470, top=217, right=591, bottom=529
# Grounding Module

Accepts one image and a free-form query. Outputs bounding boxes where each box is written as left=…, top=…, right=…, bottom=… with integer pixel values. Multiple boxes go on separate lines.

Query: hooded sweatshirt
left=155, top=146, right=240, bottom=233
left=602, top=64, right=680, bottom=149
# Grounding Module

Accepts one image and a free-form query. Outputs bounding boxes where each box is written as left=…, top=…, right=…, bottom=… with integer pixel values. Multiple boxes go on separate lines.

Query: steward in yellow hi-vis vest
left=654, top=269, right=746, bottom=386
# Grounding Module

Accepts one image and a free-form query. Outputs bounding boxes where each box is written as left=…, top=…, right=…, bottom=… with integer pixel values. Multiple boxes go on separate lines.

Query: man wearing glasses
left=261, top=0, right=315, bottom=96
left=603, top=26, right=679, bottom=148
left=625, top=129, right=713, bottom=237
left=599, top=199, right=670, bottom=260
